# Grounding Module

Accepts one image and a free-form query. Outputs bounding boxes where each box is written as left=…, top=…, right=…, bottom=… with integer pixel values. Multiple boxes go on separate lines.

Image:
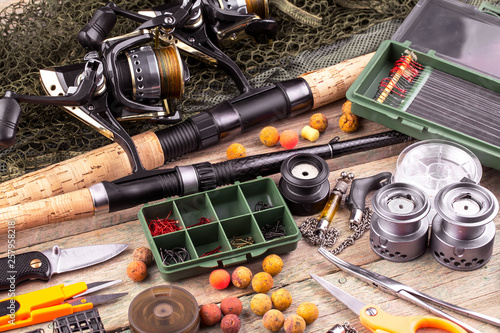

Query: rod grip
left=300, top=52, right=374, bottom=109
left=0, top=131, right=164, bottom=209
left=0, top=188, right=95, bottom=234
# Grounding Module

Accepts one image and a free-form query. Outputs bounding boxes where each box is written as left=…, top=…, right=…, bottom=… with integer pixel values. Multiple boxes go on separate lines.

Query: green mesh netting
left=0, top=0, right=496, bottom=180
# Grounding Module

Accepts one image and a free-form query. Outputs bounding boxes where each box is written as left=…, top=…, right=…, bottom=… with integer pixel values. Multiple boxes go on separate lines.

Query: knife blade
left=0, top=244, right=128, bottom=291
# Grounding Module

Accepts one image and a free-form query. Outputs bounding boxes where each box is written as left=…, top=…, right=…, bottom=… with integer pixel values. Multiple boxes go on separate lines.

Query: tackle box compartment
left=346, top=0, right=500, bottom=169
left=138, top=177, right=301, bottom=281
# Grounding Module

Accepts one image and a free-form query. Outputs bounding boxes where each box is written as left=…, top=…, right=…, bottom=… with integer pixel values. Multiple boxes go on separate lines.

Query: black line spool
left=128, top=285, right=200, bottom=333
left=278, top=153, right=330, bottom=216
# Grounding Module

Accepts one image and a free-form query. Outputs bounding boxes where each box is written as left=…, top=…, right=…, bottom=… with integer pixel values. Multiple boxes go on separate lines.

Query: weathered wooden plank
left=4, top=153, right=499, bottom=333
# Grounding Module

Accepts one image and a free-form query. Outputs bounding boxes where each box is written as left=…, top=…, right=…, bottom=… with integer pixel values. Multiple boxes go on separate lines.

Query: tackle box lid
left=392, top=0, right=500, bottom=79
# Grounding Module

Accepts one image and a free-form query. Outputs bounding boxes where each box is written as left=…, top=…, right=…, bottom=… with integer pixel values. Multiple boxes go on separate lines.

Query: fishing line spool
left=128, top=285, right=200, bottom=333
left=392, top=140, right=482, bottom=210
left=370, top=183, right=431, bottom=262
left=278, top=153, right=330, bottom=216
left=431, top=182, right=498, bottom=271
left=117, top=45, right=186, bottom=104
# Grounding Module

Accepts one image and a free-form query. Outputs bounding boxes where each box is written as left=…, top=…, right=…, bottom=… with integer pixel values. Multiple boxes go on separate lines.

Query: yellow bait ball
left=226, top=143, right=247, bottom=160
left=309, top=113, right=328, bottom=132
left=251, top=293, right=273, bottom=316
left=260, top=126, right=280, bottom=147
left=263, top=309, right=285, bottom=332
left=271, top=288, right=293, bottom=311
left=284, top=314, right=306, bottom=333
left=231, top=266, right=253, bottom=289
left=296, top=302, right=319, bottom=324
left=262, top=254, right=283, bottom=276
left=252, top=271, right=274, bottom=293
left=301, top=125, right=320, bottom=142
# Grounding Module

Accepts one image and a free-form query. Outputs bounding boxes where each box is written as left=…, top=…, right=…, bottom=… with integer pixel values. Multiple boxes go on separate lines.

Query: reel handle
left=0, top=61, right=99, bottom=147
left=0, top=96, right=22, bottom=147
left=78, top=4, right=117, bottom=50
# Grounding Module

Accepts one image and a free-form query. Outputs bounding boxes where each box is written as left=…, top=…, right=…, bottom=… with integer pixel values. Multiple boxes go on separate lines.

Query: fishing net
left=0, top=0, right=496, bottom=180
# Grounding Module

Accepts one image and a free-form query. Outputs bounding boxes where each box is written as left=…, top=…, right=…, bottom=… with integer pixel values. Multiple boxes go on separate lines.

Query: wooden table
left=1, top=94, right=499, bottom=333
left=0, top=0, right=499, bottom=331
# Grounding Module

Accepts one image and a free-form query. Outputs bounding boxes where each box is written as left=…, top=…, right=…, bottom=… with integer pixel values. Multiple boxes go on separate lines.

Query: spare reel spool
left=129, top=285, right=200, bottom=333
left=117, top=44, right=186, bottom=104
left=278, top=153, right=330, bottom=216
left=370, top=182, right=431, bottom=262
left=431, top=182, right=498, bottom=271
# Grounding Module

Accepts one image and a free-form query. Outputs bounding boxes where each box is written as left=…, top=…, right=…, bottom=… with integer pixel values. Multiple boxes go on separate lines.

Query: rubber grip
left=0, top=97, right=22, bottom=148
left=0, top=188, right=95, bottom=234
left=104, top=172, right=181, bottom=212
left=78, top=5, right=117, bottom=50
left=300, top=52, right=374, bottom=109
left=0, top=252, right=51, bottom=291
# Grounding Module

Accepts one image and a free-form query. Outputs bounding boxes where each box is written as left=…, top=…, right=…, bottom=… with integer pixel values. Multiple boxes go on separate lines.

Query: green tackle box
left=346, top=0, right=500, bottom=169
left=138, top=177, right=301, bottom=281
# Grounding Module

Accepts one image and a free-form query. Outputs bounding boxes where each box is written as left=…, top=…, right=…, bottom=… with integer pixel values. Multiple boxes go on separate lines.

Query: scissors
left=311, top=273, right=467, bottom=333
left=318, top=247, right=500, bottom=333
left=0, top=281, right=126, bottom=331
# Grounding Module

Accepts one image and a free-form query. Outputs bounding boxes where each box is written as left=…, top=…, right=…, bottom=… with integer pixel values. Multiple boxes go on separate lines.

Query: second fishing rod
left=0, top=131, right=410, bottom=233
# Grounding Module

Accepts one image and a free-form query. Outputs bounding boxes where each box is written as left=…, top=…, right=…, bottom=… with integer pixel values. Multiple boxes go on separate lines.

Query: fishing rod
left=0, top=52, right=374, bottom=208
left=0, top=131, right=411, bottom=233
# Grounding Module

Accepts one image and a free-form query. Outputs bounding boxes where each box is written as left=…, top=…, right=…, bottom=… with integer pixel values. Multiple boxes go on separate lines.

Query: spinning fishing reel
left=0, top=0, right=277, bottom=174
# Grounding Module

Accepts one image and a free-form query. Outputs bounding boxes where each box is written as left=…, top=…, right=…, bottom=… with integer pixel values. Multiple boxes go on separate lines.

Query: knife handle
left=0, top=252, right=51, bottom=291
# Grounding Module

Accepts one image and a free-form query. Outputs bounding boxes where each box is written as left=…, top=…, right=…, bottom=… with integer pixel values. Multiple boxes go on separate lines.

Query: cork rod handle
left=0, top=188, right=95, bottom=234
left=0, top=130, right=164, bottom=208
left=301, top=52, right=374, bottom=110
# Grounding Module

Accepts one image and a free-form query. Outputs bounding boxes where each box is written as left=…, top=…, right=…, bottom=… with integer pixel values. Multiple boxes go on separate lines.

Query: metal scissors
left=318, top=247, right=500, bottom=333
left=311, top=273, right=467, bottom=333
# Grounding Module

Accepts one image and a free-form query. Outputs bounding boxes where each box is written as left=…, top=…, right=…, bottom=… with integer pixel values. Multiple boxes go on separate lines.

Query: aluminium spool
left=431, top=182, right=498, bottom=271
left=129, top=285, right=200, bottom=333
left=370, top=183, right=431, bottom=262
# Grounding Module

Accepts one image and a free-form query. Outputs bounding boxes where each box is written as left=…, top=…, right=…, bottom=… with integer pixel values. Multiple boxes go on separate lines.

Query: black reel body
left=0, top=0, right=278, bottom=178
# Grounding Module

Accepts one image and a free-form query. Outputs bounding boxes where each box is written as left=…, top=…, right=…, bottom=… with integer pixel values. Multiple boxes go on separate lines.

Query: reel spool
left=370, top=183, right=431, bottom=262
left=431, top=182, right=498, bottom=271
left=128, top=285, right=200, bottom=333
left=278, top=153, right=330, bottom=216
left=244, top=0, right=269, bottom=18
left=218, top=0, right=269, bottom=18
left=117, top=45, right=186, bottom=104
